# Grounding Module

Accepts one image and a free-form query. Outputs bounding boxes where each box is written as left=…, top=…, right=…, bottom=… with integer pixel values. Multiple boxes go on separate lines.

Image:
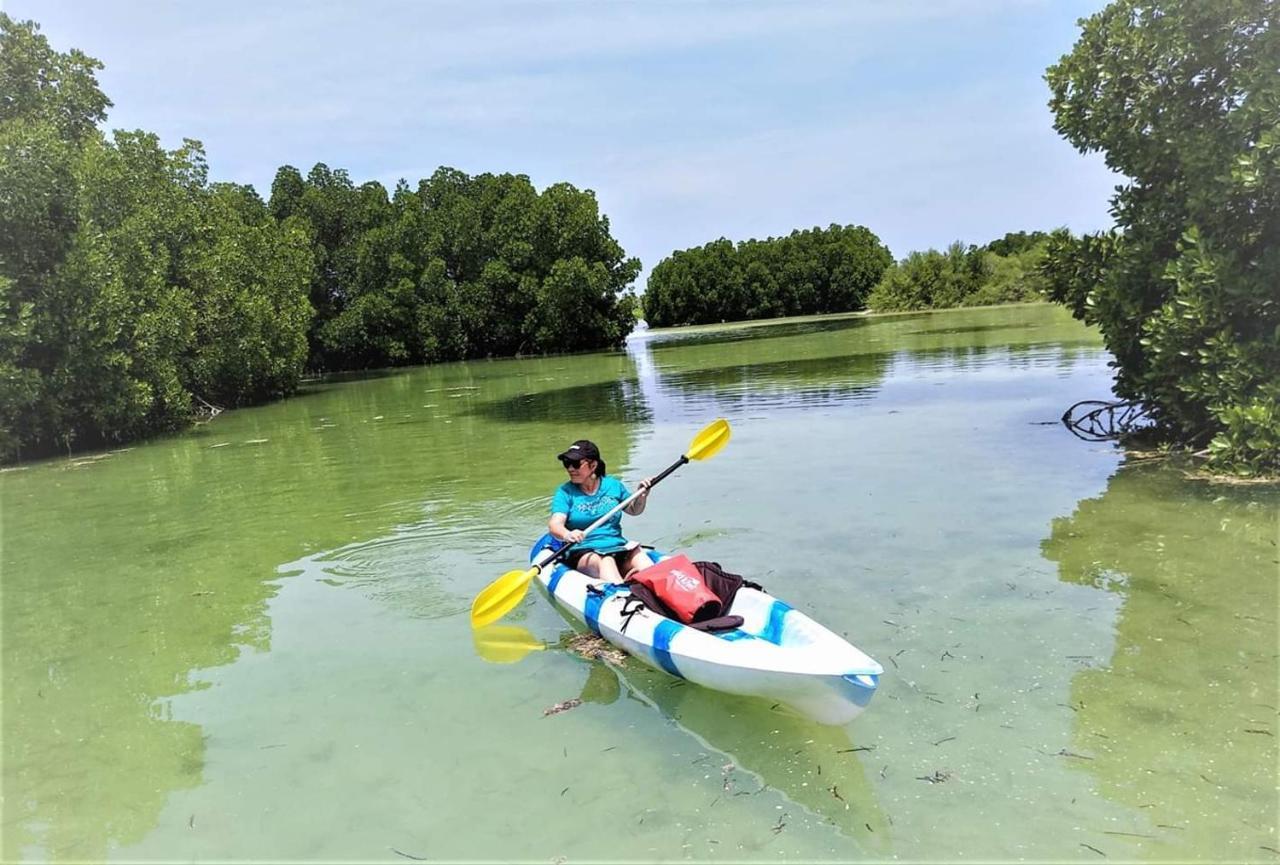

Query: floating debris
left=1103, top=831, right=1155, bottom=839
left=543, top=698, right=582, bottom=717
left=1057, top=749, right=1094, bottom=760
left=916, top=769, right=951, bottom=784
left=390, top=848, right=428, bottom=861
left=565, top=633, right=627, bottom=665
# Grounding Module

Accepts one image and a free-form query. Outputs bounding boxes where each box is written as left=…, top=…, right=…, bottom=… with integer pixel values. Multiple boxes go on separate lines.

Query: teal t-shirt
left=550, top=475, right=633, bottom=553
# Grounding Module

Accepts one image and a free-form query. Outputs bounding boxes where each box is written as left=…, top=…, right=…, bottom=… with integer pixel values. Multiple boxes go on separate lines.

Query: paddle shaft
left=541, top=454, right=689, bottom=571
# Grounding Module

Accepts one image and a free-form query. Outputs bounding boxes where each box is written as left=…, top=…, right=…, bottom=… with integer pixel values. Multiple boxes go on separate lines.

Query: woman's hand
left=563, top=529, right=586, bottom=544
left=637, top=477, right=654, bottom=497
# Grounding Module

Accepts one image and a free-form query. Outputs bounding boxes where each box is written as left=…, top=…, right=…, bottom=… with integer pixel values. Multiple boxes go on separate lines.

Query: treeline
left=0, top=15, right=637, bottom=462
left=865, top=232, right=1051, bottom=312
left=641, top=226, right=1054, bottom=327
left=642, top=225, right=893, bottom=327
left=267, top=164, right=638, bottom=371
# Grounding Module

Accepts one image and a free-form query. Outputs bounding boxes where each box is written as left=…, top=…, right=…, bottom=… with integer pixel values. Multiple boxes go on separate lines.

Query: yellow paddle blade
left=470, top=566, right=539, bottom=629
left=472, top=624, right=546, bottom=664
left=686, top=418, right=731, bottom=461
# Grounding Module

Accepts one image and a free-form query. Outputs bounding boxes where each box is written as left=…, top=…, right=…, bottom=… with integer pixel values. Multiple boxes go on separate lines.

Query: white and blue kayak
left=530, top=535, right=883, bottom=725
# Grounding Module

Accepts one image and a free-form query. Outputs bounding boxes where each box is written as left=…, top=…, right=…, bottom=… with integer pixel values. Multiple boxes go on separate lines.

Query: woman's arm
left=623, top=478, right=653, bottom=516
left=548, top=512, right=584, bottom=543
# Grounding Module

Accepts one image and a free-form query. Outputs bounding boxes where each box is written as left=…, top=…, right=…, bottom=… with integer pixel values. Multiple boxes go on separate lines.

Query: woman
left=548, top=439, right=653, bottom=582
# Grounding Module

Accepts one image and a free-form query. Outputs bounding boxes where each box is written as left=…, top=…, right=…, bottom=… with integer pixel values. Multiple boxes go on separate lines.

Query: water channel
left=3, top=303, right=1276, bottom=861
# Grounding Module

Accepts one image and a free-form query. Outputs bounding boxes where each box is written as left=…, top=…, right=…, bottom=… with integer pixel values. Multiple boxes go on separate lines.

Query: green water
left=2, top=303, right=1276, bottom=862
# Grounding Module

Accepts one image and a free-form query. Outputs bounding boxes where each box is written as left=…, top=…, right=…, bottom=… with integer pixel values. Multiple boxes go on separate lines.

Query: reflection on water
left=3, top=303, right=1275, bottom=861
left=467, top=376, right=652, bottom=425
left=551, top=630, right=893, bottom=854
left=1042, top=462, right=1279, bottom=860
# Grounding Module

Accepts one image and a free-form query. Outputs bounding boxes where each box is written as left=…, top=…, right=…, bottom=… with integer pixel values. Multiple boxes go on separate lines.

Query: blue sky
left=8, top=0, right=1117, bottom=286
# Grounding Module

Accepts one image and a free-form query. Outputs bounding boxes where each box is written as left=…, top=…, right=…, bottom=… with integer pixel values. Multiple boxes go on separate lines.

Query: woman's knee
left=623, top=549, right=648, bottom=577
left=596, top=556, right=623, bottom=582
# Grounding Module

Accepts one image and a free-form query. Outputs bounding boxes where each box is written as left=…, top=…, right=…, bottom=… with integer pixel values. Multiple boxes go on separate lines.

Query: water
left=3, top=304, right=1276, bottom=861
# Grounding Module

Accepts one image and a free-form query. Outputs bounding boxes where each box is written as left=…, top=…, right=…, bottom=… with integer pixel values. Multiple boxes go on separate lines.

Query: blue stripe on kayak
left=651, top=619, right=684, bottom=678
left=760, top=600, right=793, bottom=645
left=547, top=564, right=569, bottom=594
left=839, top=673, right=879, bottom=708
left=712, top=629, right=753, bottom=641
left=583, top=583, right=626, bottom=636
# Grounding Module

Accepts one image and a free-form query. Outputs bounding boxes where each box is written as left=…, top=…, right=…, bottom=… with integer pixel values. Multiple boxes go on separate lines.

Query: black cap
left=557, top=439, right=601, bottom=462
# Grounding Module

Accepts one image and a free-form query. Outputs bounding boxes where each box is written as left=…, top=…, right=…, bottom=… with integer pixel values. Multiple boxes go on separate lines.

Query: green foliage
left=643, top=224, right=891, bottom=327
left=279, top=165, right=639, bottom=369
left=0, top=15, right=315, bottom=461
left=866, top=235, right=1055, bottom=313
left=269, top=164, right=391, bottom=366
left=984, top=230, right=1050, bottom=257
left=183, top=185, right=315, bottom=405
left=1044, top=0, right=1279, bottom=474
left=866, top=242, right=985, bottom=311
left=0, top=13, right=109, bottom=142
left=968, top=243, right=1052, bottom=306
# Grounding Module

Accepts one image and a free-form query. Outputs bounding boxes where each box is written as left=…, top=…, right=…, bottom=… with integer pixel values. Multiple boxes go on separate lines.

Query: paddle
left=469, top=418, right=732, bottom=629
left=472, top=624, right=547, bottom=664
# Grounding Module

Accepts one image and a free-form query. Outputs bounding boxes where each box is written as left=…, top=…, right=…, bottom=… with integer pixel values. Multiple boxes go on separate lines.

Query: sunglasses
left=560, top=458, right=587, bottom=469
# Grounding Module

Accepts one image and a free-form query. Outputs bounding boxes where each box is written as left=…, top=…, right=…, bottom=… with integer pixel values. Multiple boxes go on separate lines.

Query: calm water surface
left=3, top=304, right=1276, bottom=862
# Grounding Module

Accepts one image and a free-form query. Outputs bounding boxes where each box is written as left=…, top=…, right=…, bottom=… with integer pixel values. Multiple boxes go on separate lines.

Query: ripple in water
left=306, top=496, right=547, bottom=620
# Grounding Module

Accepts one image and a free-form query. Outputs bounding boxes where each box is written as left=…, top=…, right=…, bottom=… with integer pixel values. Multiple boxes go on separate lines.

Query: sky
left=7, top=0, right=1119, bottom=287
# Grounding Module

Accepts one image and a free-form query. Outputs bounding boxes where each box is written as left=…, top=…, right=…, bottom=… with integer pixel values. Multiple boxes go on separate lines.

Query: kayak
left=529, top=534, right=884, bottom=725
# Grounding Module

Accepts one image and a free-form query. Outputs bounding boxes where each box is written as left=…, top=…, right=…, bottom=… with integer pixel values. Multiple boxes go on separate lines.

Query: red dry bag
left=629, top=554, right=721, bottom=624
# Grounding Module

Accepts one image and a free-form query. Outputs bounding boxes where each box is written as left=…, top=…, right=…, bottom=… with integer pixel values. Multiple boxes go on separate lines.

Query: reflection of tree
left=467, top=377, right=651, bottom=425
left=1041, top=462, right=1279, bottom=859
left=630, top=303, right=1101, bottom=422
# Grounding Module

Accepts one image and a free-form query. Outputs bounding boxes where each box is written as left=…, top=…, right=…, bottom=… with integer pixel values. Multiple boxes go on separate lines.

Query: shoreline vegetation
left=636, top=299, right=1054, bottom=336
left=2, top=0, right=1276, bottom=476
left=642, top=230, right=1054, bottom=328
